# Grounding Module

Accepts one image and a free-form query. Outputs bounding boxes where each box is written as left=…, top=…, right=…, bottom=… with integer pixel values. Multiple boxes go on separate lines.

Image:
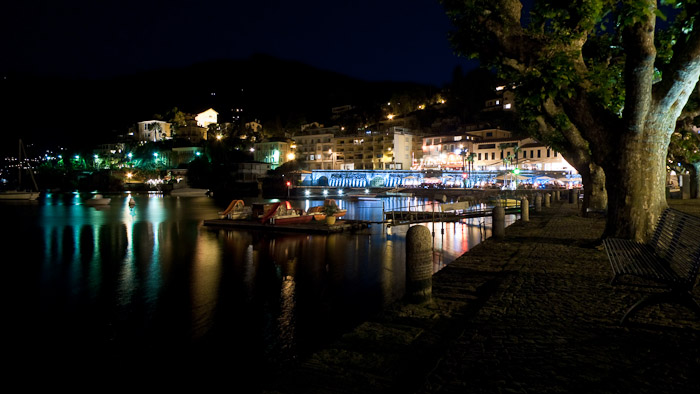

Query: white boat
left=0, top=190, right=40, bottom=201
left=85, top=194, right=111, bottom=205
left=0, top=139, right=40, bottom=201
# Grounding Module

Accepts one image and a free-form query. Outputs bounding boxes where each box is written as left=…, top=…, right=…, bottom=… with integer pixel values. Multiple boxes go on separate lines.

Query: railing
left=382, top=193, right=526, bottom=228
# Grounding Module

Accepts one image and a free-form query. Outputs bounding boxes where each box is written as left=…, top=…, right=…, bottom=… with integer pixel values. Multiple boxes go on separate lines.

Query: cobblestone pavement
left=263, top=200, right=700, bottom=394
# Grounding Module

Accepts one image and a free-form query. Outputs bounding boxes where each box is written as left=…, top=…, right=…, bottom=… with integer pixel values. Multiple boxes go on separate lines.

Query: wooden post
left=544, top=193, right=551, bottom=208
left=492, top=205, right=505, bottom=239
left=535, top=193, right=542, bottom=212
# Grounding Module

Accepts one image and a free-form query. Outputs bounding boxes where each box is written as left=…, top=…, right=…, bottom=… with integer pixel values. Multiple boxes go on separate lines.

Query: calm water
left=4, top=192, right=512, bottom=384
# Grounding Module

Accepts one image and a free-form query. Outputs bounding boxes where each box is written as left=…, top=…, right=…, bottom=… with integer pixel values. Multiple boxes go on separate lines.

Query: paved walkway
left=262, top=200, right=700, bottom=394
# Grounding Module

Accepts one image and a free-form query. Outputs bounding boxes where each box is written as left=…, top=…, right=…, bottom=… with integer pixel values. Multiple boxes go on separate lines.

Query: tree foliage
left=440, top=0, right=700, bottom=240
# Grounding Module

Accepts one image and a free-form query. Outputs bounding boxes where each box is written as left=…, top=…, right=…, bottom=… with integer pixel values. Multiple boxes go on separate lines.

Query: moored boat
left=219, top=199, right=252, bottom=220
left=0, top=190, right=40, bottom=201
left=0, top=139, right=40, bottom=201
left=308, top=199, right=347, bottom=217
left=258, top=200, right=313, bottom=224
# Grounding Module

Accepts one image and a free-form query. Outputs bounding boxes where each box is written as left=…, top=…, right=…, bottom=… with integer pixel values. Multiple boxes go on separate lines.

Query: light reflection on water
left=6, top=193, right=514, bottom=382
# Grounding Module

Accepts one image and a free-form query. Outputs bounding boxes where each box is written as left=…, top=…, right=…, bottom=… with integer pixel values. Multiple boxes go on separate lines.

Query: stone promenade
left=263, top=199, right=700, bottom=394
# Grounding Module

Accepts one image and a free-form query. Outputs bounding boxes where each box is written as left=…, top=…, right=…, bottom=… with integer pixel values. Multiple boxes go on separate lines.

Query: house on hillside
left=176, top=114, right=208, bottom=143
left=195, top=108, right=218, bottom=128
left=135, top=120, right=172, bottom=142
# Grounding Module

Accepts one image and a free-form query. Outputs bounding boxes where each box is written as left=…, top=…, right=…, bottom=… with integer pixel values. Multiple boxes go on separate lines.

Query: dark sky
left=2, top=0, right=480, bottom=87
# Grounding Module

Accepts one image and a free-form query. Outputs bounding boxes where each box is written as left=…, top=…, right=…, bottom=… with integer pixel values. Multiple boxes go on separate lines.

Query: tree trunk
left=604, top=122, right=671, bottom=241
left=580, top=162, right=607, bottom=216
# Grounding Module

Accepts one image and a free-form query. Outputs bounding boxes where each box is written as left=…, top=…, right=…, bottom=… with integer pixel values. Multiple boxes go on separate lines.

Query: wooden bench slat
left=603, top=208, right=700, bottom=324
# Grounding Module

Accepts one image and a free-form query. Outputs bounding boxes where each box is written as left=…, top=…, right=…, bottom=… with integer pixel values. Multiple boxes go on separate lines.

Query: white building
left=195, top=108, right=218, bottom=128
left=419, top=128, right=573, bottom=172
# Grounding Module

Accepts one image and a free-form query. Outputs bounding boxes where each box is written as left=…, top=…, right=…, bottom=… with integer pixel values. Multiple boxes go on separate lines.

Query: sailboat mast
left=18, top=139, right=22, bottom=188
left=18, top=139, right=39, bottom=192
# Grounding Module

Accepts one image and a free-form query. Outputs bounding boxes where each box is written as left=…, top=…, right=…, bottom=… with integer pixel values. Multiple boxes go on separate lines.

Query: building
left=170, top=147, right=204, bottom=168
left=176, top=115, right=208, bottom=143
left=418, top=128, right=572, bottom=172
left=294, top=128, right=337, bottom=170
left=419, top=133, right=478, bottom=170
left=253, top=138, right=295, bottom=170
left=135, top=120, right=172, bottom=142
left=292, top=125, right=421, bottom=171
left=195, top=108, right=218, bottom=128
left=466, top=129, right=572, bottom=172
left=484, top=85, right=516, bottom=111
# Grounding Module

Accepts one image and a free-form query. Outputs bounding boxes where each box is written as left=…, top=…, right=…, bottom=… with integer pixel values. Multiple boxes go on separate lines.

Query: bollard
left=681, top=174, right=690, bottom=200
left=544, top=193, right=551, bottom=208
left=555, top=190, right=560, bottom=201
left=535, top=193, right=542, bottom=212
left=521, top=197, right=529, bottom=222
left=405, top=225, right=432, bottom=304
left=492, top=205, right=505, bottom=239
left=568, top=190, right=575, bottom=204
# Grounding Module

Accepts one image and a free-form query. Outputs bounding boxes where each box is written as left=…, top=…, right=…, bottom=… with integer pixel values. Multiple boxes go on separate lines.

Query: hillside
left=0, top=55, right=438, bottom=155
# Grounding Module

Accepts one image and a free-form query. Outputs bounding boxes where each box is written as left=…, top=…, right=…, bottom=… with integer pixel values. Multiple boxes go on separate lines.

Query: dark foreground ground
left=262, top=198, right=700, bottom=394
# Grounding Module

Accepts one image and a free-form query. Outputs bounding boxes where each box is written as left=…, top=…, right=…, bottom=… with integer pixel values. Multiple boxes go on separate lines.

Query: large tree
left=441, top=0, right=700, bottom=241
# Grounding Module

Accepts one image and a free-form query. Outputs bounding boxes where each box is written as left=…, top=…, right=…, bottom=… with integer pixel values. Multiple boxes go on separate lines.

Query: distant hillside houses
left=128, top=108, right=218, bottom=143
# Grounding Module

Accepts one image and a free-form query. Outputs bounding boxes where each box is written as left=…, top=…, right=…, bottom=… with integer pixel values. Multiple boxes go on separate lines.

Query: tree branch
left=654, top=11, right=700, bottom=119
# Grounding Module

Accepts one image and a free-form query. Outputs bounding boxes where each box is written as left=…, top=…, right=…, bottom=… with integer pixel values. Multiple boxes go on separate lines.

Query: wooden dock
left=202, top=218, right=372, bottom=234
left=384, top=206, right=523, bottom=226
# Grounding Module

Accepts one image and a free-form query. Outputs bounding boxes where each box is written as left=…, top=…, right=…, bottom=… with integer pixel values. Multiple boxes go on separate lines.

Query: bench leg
left=621, top=291, right=700, bottom=324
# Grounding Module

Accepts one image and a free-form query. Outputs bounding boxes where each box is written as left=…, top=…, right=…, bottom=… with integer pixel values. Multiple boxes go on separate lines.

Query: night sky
left=2, top=0, right=480, bottom=87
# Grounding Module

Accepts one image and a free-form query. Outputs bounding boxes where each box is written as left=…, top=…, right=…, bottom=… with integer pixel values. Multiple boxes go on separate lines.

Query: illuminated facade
left=294, top=129, right=337, bottom=170
left=195, top=108, right=218, bottom=128
left=419, top=129, right=573, bottom=173
left=253, top=139, right=295, bottom=170
left=294, top=127, right=420, bottom=171
left=136, top=120, right=172, bottom=142
left=419, top=133, right=478, bottom=170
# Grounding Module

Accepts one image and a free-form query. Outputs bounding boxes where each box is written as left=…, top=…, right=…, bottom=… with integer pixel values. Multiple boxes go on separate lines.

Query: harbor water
left=4, top=192, right=514, bottom=384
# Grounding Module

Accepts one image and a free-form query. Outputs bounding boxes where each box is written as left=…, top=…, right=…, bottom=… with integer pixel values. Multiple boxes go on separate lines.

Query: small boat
left=307, top=205, right=327, bottom=221
left=0, top=139, right=40, bottom=201
left=308, top=199, right=347, bottom=218
left=219, top=199, right=252, bottom=220
left=0, top=190, right=40, bottom=201
left=85, top=194, right=111, bottom=205
left=259, top=201, right=313, bottom=224
left=128, top=197, right=136, bottom=207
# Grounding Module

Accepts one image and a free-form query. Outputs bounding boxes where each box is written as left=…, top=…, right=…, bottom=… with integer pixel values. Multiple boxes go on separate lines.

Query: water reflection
left=7, top=193, right=513, bottom=379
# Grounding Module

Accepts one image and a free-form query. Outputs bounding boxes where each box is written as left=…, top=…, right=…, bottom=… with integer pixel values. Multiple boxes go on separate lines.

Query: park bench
left=603, top=208, right=700, bottom=324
